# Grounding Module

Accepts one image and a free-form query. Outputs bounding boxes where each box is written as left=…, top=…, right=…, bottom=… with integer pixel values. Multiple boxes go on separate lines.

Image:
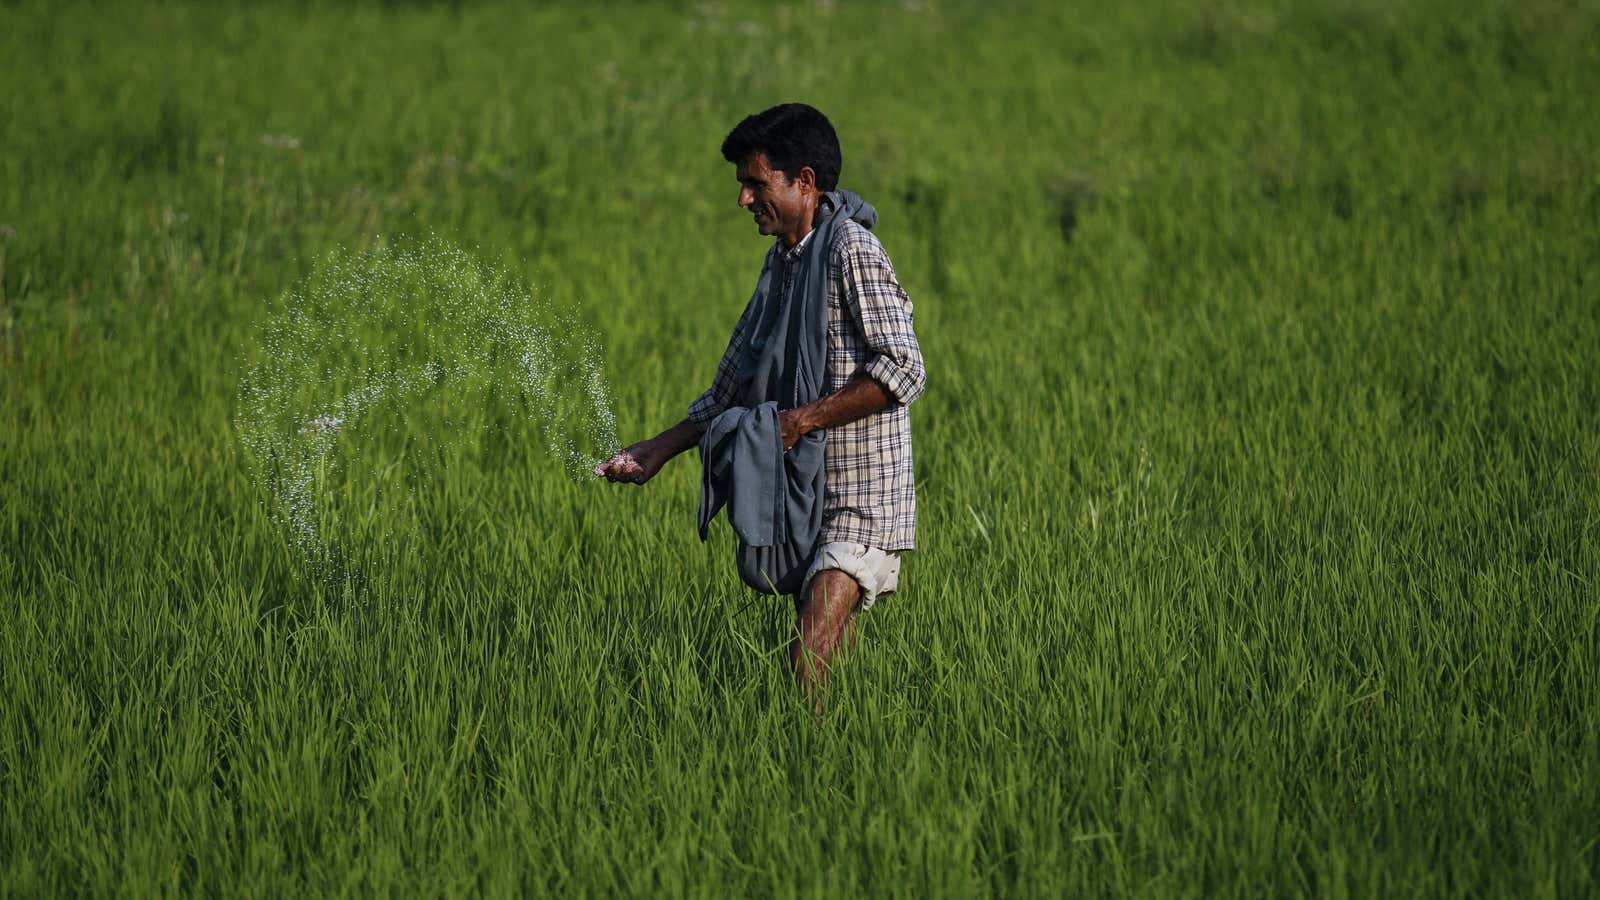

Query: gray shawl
left=697, top=190, right=878, bottom=594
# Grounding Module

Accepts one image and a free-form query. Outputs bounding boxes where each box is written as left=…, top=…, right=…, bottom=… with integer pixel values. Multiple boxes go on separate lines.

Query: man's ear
left=796, top=165, right=818, bottom=194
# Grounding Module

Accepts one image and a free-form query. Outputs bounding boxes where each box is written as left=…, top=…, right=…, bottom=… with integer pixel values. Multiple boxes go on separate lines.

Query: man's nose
left=738, top=187, right=755, bottom=208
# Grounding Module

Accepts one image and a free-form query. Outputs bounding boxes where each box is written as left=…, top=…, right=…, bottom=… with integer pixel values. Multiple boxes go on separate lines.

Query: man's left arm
left=780, top=234, right=926, bottom=449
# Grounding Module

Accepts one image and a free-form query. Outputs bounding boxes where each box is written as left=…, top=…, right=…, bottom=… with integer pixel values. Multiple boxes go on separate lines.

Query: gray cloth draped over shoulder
left=697, top=190, right=878, bottom=595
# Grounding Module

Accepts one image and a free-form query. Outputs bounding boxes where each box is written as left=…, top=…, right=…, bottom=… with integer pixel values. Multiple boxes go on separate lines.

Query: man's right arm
left=597, top=417, right=702, bottom=484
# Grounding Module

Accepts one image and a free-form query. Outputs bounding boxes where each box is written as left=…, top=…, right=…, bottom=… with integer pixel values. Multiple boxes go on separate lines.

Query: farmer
left=597, top=103, right=925, bottom=699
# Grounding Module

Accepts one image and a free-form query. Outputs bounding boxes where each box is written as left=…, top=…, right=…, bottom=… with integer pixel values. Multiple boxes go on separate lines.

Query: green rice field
left=2, top=1, right=1598, bottom=895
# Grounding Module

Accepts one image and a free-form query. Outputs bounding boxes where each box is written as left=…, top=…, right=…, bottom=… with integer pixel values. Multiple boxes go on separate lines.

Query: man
left=596, top=103, right=925, bottom=699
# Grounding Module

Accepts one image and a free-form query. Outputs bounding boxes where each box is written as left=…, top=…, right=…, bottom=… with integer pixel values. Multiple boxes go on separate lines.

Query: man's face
left=735, top=151, right=815, bottom=243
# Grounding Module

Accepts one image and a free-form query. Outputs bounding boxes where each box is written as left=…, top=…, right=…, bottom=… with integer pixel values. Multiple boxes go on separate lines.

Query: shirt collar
left=779, top=225, right=815, bottom=263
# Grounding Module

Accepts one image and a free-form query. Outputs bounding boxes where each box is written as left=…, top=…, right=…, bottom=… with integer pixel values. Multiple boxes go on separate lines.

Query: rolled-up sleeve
left=838, top=235, right=926, bottom=406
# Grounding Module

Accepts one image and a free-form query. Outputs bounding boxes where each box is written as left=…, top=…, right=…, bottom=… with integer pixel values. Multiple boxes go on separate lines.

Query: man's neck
left=784, top=227, right=815, bottom=254
left=781, top=200, right=819, bottom=248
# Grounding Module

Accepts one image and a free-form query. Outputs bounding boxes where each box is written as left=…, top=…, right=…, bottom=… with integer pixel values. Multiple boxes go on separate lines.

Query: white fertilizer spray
left=237, top=237, right=618, bottom=578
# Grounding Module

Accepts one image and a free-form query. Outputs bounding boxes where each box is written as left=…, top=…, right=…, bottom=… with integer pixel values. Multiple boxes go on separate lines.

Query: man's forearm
left=792, top=373, right=894, bottom=435
left=648, top=417, right=704, bottom=460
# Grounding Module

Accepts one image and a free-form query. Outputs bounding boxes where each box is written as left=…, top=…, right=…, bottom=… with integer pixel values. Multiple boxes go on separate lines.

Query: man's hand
left=595, top=440, right=667, bottom=484
left=779, top=407, right=812, bottom=451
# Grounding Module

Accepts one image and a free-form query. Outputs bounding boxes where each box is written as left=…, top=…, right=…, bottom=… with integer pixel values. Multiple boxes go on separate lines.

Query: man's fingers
left=599, top=462, right=646, bottom=483
left=595, top=450, right=643, bottom=479
left=594, top=447, right=656, bottom=484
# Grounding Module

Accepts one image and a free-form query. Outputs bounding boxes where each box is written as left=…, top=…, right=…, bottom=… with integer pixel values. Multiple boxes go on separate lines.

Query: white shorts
left=802, top=541, right=902, bottom=610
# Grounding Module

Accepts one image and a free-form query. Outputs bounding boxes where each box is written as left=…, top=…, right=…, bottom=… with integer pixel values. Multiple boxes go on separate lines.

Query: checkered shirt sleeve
left=830, top=224, right=925, bottom=406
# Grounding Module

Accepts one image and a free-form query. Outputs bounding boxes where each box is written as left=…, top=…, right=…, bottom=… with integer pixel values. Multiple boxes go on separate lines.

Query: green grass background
left=3, top=0, right=1598, bottom=895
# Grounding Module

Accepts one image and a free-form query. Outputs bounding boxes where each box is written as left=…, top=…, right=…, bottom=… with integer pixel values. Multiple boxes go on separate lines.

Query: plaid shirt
left=688, top=218, right=925, bottom=551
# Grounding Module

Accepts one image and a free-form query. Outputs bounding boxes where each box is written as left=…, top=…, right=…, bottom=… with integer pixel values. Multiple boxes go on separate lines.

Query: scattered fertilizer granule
left=300, top=415, right=345, bottom=436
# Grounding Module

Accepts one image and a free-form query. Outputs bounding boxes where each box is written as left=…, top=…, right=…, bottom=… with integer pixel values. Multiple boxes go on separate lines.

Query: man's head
left=721, top=103, right=842, bottom=245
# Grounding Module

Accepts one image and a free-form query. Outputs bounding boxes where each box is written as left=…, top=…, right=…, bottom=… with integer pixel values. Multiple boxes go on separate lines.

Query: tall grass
left=2, top=1, right=1597, bottom=895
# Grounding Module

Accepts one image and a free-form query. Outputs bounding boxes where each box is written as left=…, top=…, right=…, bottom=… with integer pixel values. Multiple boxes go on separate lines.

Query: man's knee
left=798, top=568, right=862, bottom=622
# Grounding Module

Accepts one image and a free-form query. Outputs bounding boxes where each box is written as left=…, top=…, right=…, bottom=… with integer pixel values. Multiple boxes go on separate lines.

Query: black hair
left=720, top=103, right=842, bottom=192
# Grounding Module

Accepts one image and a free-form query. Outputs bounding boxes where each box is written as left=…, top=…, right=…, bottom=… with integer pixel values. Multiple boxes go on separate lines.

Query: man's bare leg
left=791, top=569, right=863, bottom=712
